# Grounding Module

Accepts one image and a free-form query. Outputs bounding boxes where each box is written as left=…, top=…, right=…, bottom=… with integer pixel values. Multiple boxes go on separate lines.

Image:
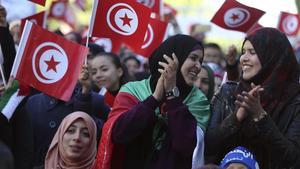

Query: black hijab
left=238, top=28, right=300, bottom=120
left=149, top=34, right=203, bottom=99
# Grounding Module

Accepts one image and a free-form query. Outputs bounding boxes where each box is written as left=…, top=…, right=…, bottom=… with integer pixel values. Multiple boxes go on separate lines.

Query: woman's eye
left=66, top=129, right=75, bottom=134
left=82, top=131, right=90, bottom=138
left=250, top=50, right=256, bottom=55
left=190, top=56, right=197, bottom=61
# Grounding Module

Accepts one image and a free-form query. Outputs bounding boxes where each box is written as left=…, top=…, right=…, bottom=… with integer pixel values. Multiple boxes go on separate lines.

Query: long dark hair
left=237, top=28, right=300, bottom=120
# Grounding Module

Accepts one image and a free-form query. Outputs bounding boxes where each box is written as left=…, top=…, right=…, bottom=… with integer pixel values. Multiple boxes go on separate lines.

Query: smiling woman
left=205, top=28, right=300, bottom=169
left=44, top=111, right=97, bottom=169
left=94, top=34, right=210, bottom=169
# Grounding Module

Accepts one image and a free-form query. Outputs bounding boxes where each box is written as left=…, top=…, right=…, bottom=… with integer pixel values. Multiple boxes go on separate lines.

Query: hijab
left=201, top=64, right=215, bottom=101
left=45, top=111, right=97, bottom=169
left=238, top=27, right=300, bottom=120
left=149, top=34, right=204, bottom=99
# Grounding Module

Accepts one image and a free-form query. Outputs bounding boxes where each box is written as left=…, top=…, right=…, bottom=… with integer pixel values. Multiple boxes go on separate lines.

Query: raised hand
left=78, top=64, right=91, bottom=94
left=225, top=45, right=238, bottom=66
left=158, top=53, right=179, bottom=92
left=235, top=83, right=265, bottom=121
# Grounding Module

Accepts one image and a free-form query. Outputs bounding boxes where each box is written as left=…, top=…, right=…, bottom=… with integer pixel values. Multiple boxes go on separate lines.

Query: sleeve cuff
left=144, top=95, right=160, bottom=110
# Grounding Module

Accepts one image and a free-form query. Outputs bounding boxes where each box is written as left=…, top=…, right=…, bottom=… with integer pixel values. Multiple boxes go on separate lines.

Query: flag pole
left=85, top=0, right=98, bottom=65
left=0, top=64, right=7, bottom=88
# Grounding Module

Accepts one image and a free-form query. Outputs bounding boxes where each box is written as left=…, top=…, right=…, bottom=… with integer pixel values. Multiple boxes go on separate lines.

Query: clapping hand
left=158, top=53, right=178, bottom=92
left=235, top=83, right=264, bottom=122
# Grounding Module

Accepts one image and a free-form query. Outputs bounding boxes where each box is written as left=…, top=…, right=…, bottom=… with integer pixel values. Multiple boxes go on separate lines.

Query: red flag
left=278, top=11, right=300, bottom=36
left=28, top=0, right=46, bottom=6
left=130, top=18, right=168, bottom=57
left=137, top=0, right=162, bottom=17
left=11, top=21, right=88, bottom=101
left=20, top=11, right=46, bottom=36
left=48, top=1, right=76, bottom=28
left=211, top=0, right=265, bottom=33
left=91, top=0, right=151, bottom=49
left=246, top=23, right=263, bottom=35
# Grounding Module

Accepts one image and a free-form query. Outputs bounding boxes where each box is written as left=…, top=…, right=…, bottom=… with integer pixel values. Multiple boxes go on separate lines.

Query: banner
left=11, top=21, right=88, bottom=101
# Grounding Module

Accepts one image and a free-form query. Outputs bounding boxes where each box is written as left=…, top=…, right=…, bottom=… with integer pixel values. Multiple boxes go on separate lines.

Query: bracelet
left=253, top=110, right=267, bottom=122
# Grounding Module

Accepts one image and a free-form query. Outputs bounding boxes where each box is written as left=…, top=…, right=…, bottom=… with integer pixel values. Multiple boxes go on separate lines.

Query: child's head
left=220, top=146, right=259, bottom=169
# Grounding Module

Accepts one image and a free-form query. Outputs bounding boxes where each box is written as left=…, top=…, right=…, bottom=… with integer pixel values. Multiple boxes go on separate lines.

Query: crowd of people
left=1, top=3, right=300, bottom=169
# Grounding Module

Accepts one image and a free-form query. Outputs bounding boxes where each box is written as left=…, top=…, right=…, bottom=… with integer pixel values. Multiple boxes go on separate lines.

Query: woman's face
left=62, top=119, right=90, bottom=162
left=194, top=68, right=209, bottom=96
left=240, top=40, right=262, bottom=81
left=181, top=49, right=203, bottom=86
left=125, top=59, right=140, bottom=77
left=91, top=56, right=123, bottom=91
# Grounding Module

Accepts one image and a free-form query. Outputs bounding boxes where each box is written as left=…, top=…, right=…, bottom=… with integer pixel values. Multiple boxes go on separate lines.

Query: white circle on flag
left=224, top=8, right=250, bottom=28
left=52, top=2, right=65, bottom=17
left=142, top=24, right=154, bottom=49
left=137, top=0, right=155, bottom=8
left=32, top=42, right=69, bottom=84
left=107, top=3, right=138, bottom=36
left=282, top=15, right=299, bottom=35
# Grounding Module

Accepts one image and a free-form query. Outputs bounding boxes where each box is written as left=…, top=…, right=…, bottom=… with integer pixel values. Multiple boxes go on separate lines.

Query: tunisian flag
left=29, top=0, right=46, bottom=6
left=11, top=21, right=88, bottom=101
left=131, top=17, right=168, bottom=57
left=20, top=11, right=47, bottom=36
left=211, top=0, right=265, bottom=33
left=48, top=0, right=76, bottom=28
left=278, top=12, right=300, bottom=36
left=136, top=0, right=163, bottom=17
left=90, top=0, right=151, bottom=49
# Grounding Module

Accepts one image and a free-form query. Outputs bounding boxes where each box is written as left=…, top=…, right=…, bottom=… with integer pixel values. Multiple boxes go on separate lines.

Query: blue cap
left=220, top=146, right=260, bottom=169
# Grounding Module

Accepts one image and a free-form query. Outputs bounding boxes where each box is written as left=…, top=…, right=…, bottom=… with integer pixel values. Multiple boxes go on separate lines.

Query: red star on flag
left=45, top=56, right=60, bottom=72
left=231, top=13, right=239, bottom=21
left=120, top=13, right=133, bottom=27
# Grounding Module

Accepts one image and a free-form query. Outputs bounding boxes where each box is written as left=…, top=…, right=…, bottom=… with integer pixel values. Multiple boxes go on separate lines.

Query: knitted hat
left=220, top=146, right=260, bottom=169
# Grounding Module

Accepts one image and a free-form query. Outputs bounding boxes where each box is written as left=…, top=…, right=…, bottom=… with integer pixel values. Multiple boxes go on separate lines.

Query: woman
left=44, top=111, right=97, bottom=169
left=194, top=64, right=215, bottom=101
left=94, top=34, right=210, bottom=169
left=205, top=28, right=300, bottom=168
left=90, top=52, right=131, bottom=107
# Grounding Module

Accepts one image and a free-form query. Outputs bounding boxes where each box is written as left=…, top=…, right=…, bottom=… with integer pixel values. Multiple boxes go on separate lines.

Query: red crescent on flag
left=32, top=42, right=69, bottom=84
left=224, top=8, right=250, bottom=27
left=33, top=45, right=55, bottom=81
left=142, top=24, right=154, bottom=49
left=107, top=3, right=138, bottom=35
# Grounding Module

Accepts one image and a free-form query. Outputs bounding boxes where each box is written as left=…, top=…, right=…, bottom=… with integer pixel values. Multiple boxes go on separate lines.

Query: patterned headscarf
left=149, top=34, right=204, bottom=99
left=45, top=111, right=97, bottom=169
left=238, top=28, right=300, bottom=120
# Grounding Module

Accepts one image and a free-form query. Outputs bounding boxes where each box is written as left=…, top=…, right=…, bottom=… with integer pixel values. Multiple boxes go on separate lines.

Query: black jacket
left=205, top=82, right=300, bottom=169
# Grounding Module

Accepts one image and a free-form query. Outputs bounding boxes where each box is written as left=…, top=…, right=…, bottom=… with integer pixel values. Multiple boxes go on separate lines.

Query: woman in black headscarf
left=205, top=28, right=300, bottom=169
left=94, top=34, right=210, bottom=169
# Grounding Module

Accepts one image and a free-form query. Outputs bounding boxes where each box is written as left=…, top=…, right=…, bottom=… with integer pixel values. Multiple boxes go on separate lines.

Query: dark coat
left=26, top=87, right=110, bottom=167
left=205, top=82, right=300, bottom=169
